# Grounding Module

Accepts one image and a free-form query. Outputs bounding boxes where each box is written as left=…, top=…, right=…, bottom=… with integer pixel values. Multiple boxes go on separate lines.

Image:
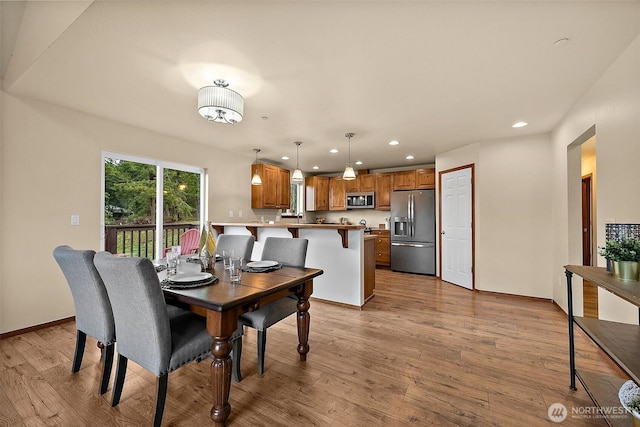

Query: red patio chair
left=162, top=228, right=200, bottom=257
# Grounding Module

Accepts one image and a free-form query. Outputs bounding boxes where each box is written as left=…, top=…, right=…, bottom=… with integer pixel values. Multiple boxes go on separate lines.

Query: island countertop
left=210, top=222, right=365, bottom=249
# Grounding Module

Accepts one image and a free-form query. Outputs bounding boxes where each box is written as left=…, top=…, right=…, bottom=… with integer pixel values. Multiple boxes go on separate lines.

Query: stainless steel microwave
left=346, top=192, right=375, bottom=209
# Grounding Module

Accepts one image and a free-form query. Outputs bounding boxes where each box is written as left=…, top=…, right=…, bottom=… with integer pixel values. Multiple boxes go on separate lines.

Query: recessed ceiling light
left=406, top=155, right=414, bottom=160
left=312, top=166, right=319, bottom=170
left=389, top=140, right=399, bottom=146
left=355, top=161, right=363, bottom=165
left=330, top=149, right=339, bottom=154
left=512, top=121, right=528, bottom=128
left=281, top=156, right=290, bottom=160
left=553, top=38, right=569, bottom=48
left=261, top=116, right=269, bottom=120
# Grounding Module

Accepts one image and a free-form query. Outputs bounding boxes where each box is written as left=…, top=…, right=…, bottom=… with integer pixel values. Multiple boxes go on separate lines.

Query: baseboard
left=1, top=316, right=75, bottom=339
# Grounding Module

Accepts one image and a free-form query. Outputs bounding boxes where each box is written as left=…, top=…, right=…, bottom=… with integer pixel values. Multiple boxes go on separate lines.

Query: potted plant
left=619, top=380, right=640, bottom=426
left=599, top=238, right=640, bottom=281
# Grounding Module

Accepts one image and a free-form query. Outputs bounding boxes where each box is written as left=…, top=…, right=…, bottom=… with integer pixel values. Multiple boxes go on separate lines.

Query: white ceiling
left=2, top=1, right=639, bottom=174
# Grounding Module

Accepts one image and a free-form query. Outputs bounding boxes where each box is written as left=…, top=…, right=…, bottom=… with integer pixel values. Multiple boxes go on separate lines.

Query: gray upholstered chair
left=93, top=251, right=213, bottom=427
left=53, top=245, right=115, bottom=395
left=215, top=234, right=255, bottom=261
left=235, top=237, right=308, bottom=380
left=214, top=234, right=255, bottom=381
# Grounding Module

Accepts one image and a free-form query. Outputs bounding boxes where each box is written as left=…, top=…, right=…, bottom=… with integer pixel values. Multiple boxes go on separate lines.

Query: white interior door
left=441, top=167, right=473, bottom=289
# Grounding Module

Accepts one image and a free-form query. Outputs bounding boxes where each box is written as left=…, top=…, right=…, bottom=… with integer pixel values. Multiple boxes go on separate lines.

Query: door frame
left=581, top=174, right=593, bottom=266
left=438, top=164, right=475, bottom=289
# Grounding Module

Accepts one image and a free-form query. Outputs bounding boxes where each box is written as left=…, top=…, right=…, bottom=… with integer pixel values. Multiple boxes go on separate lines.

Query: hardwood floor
left=0, top=269, right=623, bottom=426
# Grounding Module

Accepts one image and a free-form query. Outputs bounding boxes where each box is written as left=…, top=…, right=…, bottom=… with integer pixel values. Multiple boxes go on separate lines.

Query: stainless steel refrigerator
left=390, top=189, right=436, bottom=275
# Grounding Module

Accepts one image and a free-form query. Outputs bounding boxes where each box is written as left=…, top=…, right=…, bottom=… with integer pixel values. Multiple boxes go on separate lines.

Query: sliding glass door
left=102, top=152, right=205, bottom=259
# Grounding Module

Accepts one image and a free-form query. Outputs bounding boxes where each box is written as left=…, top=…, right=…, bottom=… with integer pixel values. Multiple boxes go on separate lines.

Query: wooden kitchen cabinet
left=277, top=167, right=291, bottom=209
left=375, top=173, right=392, bottom=210
left=251, top=164, right=290, bottom=209
left=305, top=176, right=329, bottom=211
left=359, top=174, right=375, bottom=192
left=345, top=173, right=375, bottom=193
left=329, top=176, right=347, bottom=211
left=364, top=235, right=376, bottom=303
left=393, top=170, right=416, bottom=190
left=416, top=168, right=435, bottom=189
left=371, top=229, right=390, bottom=267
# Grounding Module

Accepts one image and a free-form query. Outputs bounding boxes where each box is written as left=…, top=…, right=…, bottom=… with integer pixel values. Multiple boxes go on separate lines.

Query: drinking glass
left=166, top=250, right=178, bottom=276
left=223, top=249, right=234, bottom=270
left=230, top=257, right=243, bottom=283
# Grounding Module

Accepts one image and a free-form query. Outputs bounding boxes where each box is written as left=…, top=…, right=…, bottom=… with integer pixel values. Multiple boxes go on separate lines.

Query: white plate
left=169, top=272, right=213, bottom=283
left=246, top=260, right=279, bottom=268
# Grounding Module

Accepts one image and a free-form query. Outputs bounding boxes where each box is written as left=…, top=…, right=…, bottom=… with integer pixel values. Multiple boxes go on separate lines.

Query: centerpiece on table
left=619, top=380, right=640, bottom=426
left=599, top=237, right=640, bottom=281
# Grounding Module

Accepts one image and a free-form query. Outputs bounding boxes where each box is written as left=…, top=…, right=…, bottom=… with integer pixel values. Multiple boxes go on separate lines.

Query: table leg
left=207, top=310, right=238, bottom=426
left=210, top=336, right=232, bottom=425
left=296, top=282, right=312, bottom=361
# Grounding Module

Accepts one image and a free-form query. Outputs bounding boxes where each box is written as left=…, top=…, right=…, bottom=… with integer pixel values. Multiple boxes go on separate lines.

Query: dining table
left=159, top=257, right=323, bottom=426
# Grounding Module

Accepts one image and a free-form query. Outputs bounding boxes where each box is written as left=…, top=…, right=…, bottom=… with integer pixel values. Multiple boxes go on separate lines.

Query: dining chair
left=235, top=237, right=308, bottom=380
left=52, top=245, right=115, bottom=395
left=162, top=228, right=200, bottom=256
left=93, top=251, right=213, bottom=427
left=213, top=233, right=255, bottom=381
left=215, top=234, right=255, bottom=261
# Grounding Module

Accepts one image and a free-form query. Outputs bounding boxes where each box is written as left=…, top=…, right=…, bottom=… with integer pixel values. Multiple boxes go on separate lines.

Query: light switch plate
left=71, top=215, right=80, bottom=226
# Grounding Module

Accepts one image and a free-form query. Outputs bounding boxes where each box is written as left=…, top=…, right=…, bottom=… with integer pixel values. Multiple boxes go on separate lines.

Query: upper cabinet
left=251, top=164, right=290, bottom=209
left=375, top=173, right=392, bottom=210
left=277, top=167, right=291, bottom=208
left=359, top=174, right=376, bottom=192
left=346, top=173, right=375, bottom=193
left=393, top=168, right=435, bottom=190
left=393, top=170, right=416, bottom=191
left=416, top=168, right=435, bottom=189
left=305, top=176, right=329, bottom=211
left=329, top=177, right=347, bottom=211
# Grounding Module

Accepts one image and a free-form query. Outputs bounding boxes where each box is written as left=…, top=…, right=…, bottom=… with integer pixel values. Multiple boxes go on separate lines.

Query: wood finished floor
left=0, top=269, right=624, bottom=426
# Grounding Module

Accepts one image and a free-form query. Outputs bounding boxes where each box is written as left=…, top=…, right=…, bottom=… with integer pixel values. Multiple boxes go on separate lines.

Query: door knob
left=441, top=231, right=445, bottom=235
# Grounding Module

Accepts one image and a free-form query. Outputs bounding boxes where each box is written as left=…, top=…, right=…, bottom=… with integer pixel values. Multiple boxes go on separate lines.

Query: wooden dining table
left=161, top=259, right=323, bottom=426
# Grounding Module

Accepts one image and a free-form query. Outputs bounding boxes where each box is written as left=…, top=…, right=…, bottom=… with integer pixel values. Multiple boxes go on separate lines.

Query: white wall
left=551, top=33, right=640, bottom=324
left=436, top=135, right=553, bottom=298
left=0, top=93, right=257, bottom=333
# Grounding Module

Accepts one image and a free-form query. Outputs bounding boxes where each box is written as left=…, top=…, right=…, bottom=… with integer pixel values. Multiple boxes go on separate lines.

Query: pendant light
left=343, top=132, right=356, bottom=180
left=251, top=148, right=262, bottom=185
left=291, top=141, right=304, bottom=182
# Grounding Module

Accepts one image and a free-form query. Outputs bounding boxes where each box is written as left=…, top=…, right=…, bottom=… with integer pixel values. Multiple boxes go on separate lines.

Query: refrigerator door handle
left=391, top=242, right=433, bottom=248
left=409, top=193, right=415, bottom=238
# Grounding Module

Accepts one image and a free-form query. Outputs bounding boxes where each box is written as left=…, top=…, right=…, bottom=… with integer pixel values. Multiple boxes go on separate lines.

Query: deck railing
left=104, top=223, right=199, bottom=258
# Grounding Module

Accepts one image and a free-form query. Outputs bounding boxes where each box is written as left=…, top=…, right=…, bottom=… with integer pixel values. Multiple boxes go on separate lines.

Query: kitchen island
left=210, top=222, right=373, bottom=307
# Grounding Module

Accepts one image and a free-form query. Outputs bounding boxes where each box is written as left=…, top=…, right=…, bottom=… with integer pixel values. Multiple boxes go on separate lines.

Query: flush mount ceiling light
left=291, top=141, right=304, bottom=183
left=198, top=79, right=244, bottom=124
left=512, top=121, right=528, bottom=128
left=251, top=148, right=262, bottom=185
left=343, top=132, right=356, bottom=180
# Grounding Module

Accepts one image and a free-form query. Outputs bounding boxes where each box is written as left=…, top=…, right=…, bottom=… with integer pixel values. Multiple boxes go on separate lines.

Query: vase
left=612, top=261, right=640, bottom=281
left=198, top=221, right=216, bottom=270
